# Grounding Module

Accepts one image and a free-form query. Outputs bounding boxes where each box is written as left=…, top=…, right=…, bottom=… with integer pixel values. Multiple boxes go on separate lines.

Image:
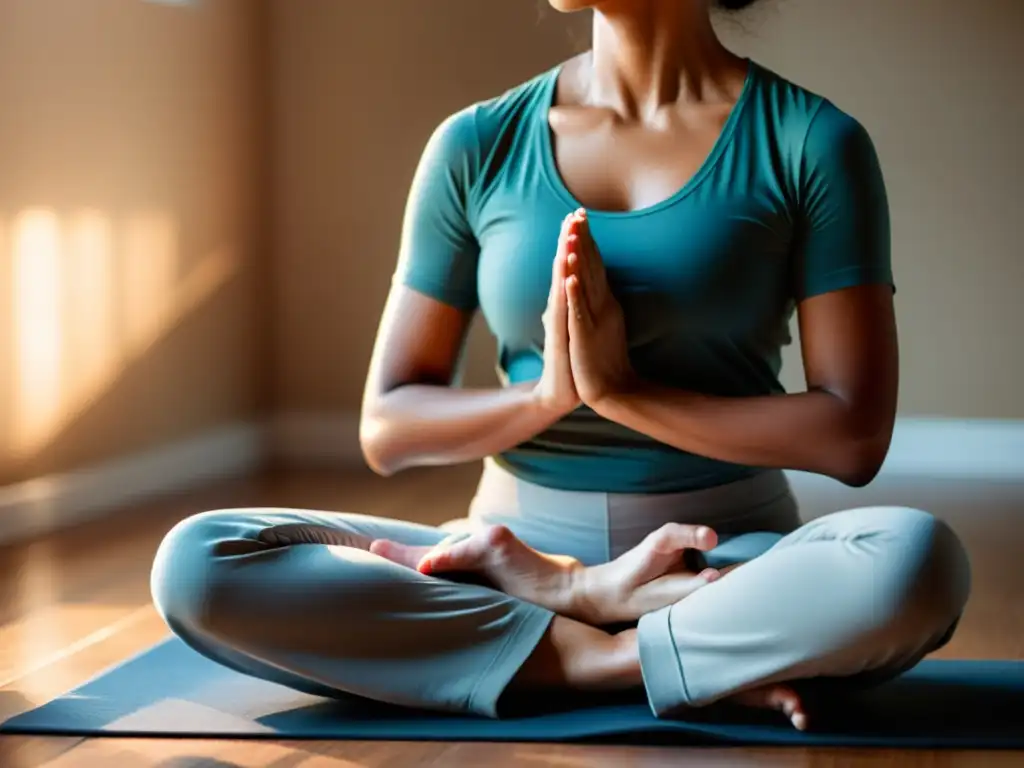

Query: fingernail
left=702, top=568, right=721, bottom=582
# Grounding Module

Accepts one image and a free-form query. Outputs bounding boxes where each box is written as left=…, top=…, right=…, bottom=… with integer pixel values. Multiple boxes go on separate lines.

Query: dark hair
left=716, top=0, right=762, bottom=9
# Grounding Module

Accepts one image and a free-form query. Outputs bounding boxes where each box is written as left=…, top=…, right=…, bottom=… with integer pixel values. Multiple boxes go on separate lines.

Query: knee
left=150, top=510, right=236, bottom=637
left=881, top=507, right=971, bottom=631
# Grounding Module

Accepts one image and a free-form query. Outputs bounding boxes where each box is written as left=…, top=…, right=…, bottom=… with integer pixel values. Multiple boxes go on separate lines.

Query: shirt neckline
left=536, top=58, right=760, bottom=220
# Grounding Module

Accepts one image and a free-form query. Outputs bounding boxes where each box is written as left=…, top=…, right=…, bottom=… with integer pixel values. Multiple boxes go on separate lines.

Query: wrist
left=589, top=369, right=645, bottom=416
left=527, top=382, right=577, bottom=423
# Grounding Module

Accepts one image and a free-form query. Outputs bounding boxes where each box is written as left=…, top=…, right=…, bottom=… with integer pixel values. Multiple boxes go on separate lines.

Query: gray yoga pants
left=150, top=460, right=971, bottom=718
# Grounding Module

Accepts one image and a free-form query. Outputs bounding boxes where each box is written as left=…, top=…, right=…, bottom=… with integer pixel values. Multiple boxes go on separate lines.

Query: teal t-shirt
left=393, top=60, right=892, bottom=494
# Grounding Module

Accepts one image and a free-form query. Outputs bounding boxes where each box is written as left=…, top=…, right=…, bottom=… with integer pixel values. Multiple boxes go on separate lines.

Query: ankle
left=601, top=628, right=643, bottom=689
left=562, top=626, right=639, bottom=690
left=565, top=564, right=606, bottom=626
left=514, top=617, right=643, bottom=693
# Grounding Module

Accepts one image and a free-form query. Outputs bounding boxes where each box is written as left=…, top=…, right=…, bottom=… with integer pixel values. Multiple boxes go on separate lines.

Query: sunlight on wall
left=12, top=210, right=64, bottom=456
left=0, top=217, right=10, bottom=448
left=65, top=210, right=117, bottom=411
left=121, top=212, right=178, bottom=354
left=3, top=207, right=240, bottom=461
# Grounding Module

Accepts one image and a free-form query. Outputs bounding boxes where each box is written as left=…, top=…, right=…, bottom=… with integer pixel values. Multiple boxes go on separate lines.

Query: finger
left=552, top=247, right=570, bottom=344
left=566, top=212, right=590, bottom=284
left=565, top=231, right=582, bottom=280
left=369, top=539, right=433, bottom=569
left=565, top=232, right=589, bottom=321
left=565, top=274, right=591, bottom=327
left=550, top=214, right=574, bottom=302
left=554, top=229, right=569, bottom=285
left=576, top=211, right=607, bottom=309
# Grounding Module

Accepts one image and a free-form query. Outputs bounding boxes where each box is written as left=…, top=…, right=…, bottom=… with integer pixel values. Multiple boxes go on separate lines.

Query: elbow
left=836, top=458, right=881, bottom=489
left=815, top=391, right=895, bottom=487
left=832, top=429, right=893, bottom=488
left=358, top=413, right=398, bottom=477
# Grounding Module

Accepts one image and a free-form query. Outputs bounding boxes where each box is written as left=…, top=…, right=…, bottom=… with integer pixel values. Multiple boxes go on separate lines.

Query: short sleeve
left=791, top=102, right=893, bottom=302
left=392, top=108, right=482, bottom=312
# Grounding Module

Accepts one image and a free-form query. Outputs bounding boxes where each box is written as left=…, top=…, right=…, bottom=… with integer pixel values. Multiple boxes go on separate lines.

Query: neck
left=588, top=1, right=742, bottom=119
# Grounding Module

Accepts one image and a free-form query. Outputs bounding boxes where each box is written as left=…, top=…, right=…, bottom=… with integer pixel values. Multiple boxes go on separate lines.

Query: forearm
left=360, top=381, right=561, bottom=475
left=594, top=382, right=893, bottom=486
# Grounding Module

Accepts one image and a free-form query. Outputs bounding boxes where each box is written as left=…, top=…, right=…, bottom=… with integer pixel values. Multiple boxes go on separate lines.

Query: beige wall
left=269, top=0, right=1024, bottom=422
left=0, top=0, right=268, bottom=485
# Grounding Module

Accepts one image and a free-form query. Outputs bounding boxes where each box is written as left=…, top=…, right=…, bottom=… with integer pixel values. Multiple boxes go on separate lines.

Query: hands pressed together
left=371, top=210, right=724, bottom=627
left=534, top=209, right=639, bottom=417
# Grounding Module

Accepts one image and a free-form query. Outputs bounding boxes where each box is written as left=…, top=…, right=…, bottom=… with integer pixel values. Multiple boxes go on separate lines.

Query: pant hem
left=637, top=604, right=690, bottom=717
left=466, top=603, right=557, bottom=718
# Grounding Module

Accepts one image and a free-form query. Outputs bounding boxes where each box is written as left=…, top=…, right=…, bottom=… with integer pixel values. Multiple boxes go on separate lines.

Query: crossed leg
left=150, top=504, right=970, bottom=726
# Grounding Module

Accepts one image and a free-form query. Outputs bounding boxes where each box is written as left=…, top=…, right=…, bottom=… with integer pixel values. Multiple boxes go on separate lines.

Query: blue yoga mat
left=3, top=638, right=1023, bottom=748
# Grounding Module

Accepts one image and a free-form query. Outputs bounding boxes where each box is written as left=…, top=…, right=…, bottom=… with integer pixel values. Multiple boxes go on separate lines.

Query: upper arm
left=363, top=108, right=482, bottom=408
left=363, top=285, right=475, bottom=415
left=792, top=104, right=898, bottom=439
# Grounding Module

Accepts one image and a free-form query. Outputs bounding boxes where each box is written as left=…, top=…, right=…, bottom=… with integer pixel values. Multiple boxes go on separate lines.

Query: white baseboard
left=880, top=417, right=1024, bottom=480
left=0, top=422, right=267, bottom=546
left=271, top=410, right=1024, bottom=482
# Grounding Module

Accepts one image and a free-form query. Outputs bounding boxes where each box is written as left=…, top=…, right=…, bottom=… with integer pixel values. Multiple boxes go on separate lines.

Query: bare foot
left=729, top=684, right=808, bottom=730
left=371, top=523, right=721, bottom=626
left=370, top=526, right=581, bottom=616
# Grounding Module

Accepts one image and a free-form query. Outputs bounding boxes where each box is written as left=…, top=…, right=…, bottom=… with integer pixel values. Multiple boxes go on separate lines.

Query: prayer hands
left=562, top=210, right=639, bottom=408
left=532, top=214, right=581, bottom=417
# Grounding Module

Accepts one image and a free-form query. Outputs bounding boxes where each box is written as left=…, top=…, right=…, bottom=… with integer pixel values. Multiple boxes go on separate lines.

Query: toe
left=369, top=539, right=430, bottom=569
left=768, top=686, right=807, bottom=730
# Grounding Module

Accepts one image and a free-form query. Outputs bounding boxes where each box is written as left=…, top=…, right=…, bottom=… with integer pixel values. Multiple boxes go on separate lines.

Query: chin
left=547, top=0, right=601, bottom=12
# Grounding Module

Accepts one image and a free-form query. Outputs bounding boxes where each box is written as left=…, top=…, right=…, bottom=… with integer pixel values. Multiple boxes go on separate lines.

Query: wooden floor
left=0, top=464, right=1022, bottom=767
